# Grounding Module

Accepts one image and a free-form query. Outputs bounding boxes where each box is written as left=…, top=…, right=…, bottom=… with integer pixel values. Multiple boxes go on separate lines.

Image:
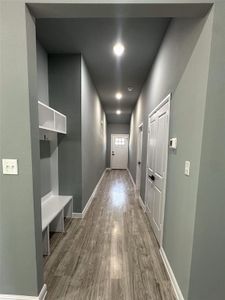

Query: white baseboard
left=38, top=285, right=47, bottom=300
left=127, top=169, right=146, bottom=212
left=0, top=284, right=47, bottom=300
left=138, top=195, right=146, bottom=212
left=160, top=248, right=184, bottom=300
left=72, top=169, right=106, bottom=219
left=127, top=168, right=135, bottom=187
left=72, top=213, right=83, bottom=218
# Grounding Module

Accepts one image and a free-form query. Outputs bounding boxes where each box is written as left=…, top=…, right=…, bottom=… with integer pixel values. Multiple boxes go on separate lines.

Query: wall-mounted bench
left=41, top=193, right=73, bottom=255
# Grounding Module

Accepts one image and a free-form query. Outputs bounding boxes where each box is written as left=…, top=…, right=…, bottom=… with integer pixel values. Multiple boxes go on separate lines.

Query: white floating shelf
left=38, top=101, right=67, bottom=134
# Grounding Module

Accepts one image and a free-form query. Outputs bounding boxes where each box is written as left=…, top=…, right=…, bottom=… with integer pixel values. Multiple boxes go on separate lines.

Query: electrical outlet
left=2, top=159, right=18, bottom=175
left=169, top=138, right=177, bottom=149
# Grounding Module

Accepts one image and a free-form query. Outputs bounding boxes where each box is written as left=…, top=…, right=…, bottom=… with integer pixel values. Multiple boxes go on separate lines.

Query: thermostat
left=169, top=138, right=177, bottom=149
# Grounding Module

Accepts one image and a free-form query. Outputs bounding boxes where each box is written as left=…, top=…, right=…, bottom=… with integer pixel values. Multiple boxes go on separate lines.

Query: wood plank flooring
left=44, top=170, right=175, bottom=300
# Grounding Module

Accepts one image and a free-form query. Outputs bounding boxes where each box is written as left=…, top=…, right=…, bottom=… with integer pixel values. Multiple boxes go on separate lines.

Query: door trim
left=128, top=168, right=146, bottom=213
left=136, top=123, right=143, bottom=192
left=110, top=134, right=129, bottom=169
left=149, top=93, right=171, bottom=118
left=146, top=93, right=171, bottom=246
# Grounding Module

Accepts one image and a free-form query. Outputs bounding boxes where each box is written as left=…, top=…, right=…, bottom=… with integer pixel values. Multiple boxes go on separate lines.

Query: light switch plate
left=184, top=161, right=190, bottom=176
left=2, top=159, right=18, bottom=175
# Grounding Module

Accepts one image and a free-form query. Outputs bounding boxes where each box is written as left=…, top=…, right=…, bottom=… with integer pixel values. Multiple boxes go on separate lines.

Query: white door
left=136, top=124, right=143, bottom=193
left=145, top=95, right=170, bottom=245
left=111, top=134, right=129, bottom=169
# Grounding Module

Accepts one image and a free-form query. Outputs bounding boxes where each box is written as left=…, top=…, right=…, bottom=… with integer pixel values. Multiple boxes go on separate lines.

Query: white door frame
left=145, top=93, right=171, bottom=246
left=136, top=123, right=143, bottom=193
left=110, top=134, right=129, bottom=169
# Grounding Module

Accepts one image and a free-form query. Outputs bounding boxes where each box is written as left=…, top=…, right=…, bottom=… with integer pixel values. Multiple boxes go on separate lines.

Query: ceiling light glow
left=113, top=42, right=125, bottom=57
left=115, top=92, right=122, bottom=100
left=116, top=110, right=121, bottom=115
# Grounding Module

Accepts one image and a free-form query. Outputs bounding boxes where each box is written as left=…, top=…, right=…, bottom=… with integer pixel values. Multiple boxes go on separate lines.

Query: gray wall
left=47, top=55, right=107, bottom=213
left=188, top=3, right=225, bottom=299
left=36, top=40, right=49, bottom=104
left=0, top=3, right=43, bottom=296
left=163, top=12, right=213, bottom=299
left=129, top=16, right=209, bottom=189
left=36, top=41, right=52, bottom=197
left=39, top=140, right=51, bottom=197
left=48, top=54, right=82, bottom=212
left=2, top=1, right=223, bottom=299
left=81, top=58, right=107, bottom=209
left=106, top=123, right=130, bottom=167
left=129, top=14, right=213, bottom=299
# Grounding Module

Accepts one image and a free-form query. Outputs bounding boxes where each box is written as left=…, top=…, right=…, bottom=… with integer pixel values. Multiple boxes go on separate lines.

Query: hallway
left=44, top=170, right=175, bottom=300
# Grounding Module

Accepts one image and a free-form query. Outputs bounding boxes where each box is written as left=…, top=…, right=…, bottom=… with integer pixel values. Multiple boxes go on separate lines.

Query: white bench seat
left=41, top=194, right=73, bottom=255
left=42, top=195, right=72, bottom=231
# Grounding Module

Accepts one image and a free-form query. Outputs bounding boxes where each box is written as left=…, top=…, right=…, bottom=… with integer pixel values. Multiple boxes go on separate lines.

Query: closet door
left=145, top=99, right=170, bottom=245
left=146, top=114, right=157, bottom=219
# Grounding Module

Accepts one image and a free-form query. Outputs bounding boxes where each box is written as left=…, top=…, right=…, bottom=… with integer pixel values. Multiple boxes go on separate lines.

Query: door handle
left=149, top=175, right=155, bottom=181
left=138, top=161, right=141, bottom=165
left=112, top=153, right=115, bottom=156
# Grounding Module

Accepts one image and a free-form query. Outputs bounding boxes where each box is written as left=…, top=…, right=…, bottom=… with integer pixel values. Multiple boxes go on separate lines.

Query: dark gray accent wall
left=188, top=3, right=225, bottom=299
left=36, top=40, right=49, bottom=104
left=48, top=54, right=82, bottom=212
left=48, top=56, right=106, bottom=213
left=39, top=141, right=51, bottom=197
left=129, top=13, right=213, bottom=299
left=106, top=123, right=130, bottom=168
left=81, top=58, right=107, bottom=209
left=0, top=3, right=43, bottom=296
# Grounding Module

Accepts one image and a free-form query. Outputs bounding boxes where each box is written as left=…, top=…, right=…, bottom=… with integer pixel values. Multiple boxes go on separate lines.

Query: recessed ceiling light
left=116, top=110, right=121, bottom=115
left=115, top=92, right=122, bottom=100
left=113, top=42, right=125, bottom=57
